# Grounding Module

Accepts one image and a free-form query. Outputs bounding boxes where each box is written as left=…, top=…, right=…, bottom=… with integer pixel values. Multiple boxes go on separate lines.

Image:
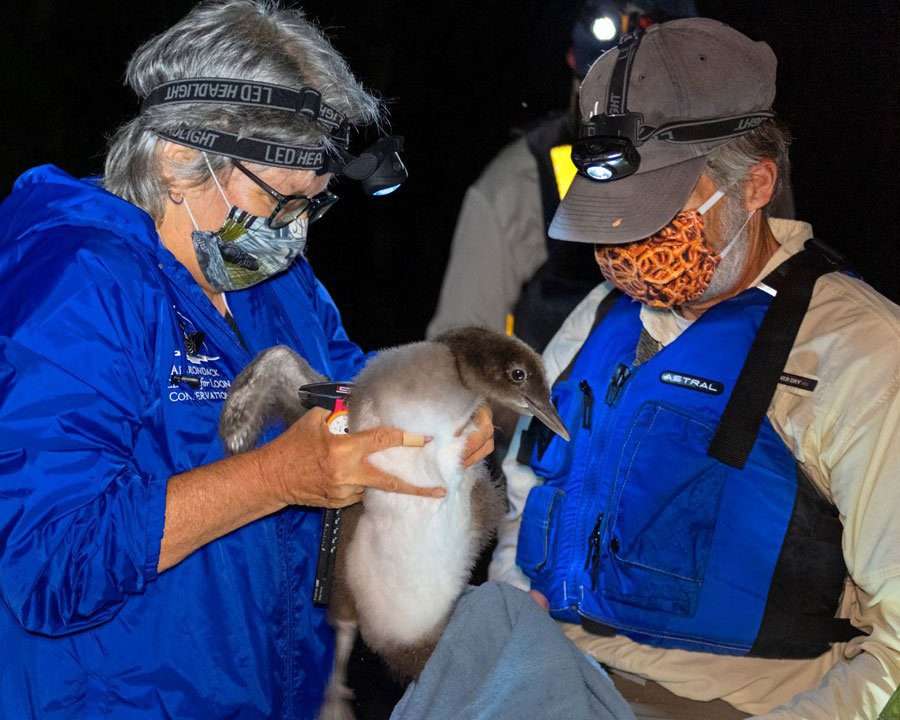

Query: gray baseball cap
left=550, top=17, right=777, bottom=244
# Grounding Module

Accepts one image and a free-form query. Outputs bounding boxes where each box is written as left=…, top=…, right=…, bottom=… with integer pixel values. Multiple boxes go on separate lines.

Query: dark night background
left=1, top=1, right=898, bottom=715
left=3, top=1, right=899, bottom=353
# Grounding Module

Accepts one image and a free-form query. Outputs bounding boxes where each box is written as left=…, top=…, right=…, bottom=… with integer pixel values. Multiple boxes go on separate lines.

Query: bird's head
left=435, top=327, right=570, bottom=441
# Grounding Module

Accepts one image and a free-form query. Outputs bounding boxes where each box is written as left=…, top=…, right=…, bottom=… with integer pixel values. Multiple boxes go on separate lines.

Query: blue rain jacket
left=0, top=165, right=368, bottom=718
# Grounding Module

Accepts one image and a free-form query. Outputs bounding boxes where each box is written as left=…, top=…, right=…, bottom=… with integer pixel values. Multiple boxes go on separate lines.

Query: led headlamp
left=142, top=78, right=408, bottom=196
left=572, top=112, right=643, bottom=181
left=338, top=136, right=408, bottom=197
left=572, top=31, right=775, bottom=183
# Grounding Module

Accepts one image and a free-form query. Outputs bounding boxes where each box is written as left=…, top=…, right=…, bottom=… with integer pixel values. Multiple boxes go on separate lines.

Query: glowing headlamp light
left=340, top=136, right=409, bottom=197
left=591, top=16, right=618, bottom=42
left=572, top=133, right=641, bottom=182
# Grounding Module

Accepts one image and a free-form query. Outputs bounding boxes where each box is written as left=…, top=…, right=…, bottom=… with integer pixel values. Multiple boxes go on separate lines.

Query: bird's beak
left=522, top=395, right=570, bottom=442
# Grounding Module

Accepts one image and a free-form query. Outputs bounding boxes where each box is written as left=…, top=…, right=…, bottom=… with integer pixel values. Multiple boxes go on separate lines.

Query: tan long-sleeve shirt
left=490, top=219, right=900, bottom=719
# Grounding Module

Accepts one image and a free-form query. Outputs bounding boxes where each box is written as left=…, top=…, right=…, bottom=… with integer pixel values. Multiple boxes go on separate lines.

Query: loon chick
left=219, top=327, right=568, bottom=719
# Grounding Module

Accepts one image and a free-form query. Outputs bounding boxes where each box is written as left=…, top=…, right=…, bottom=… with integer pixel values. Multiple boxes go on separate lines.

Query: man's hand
left=257, top=408, right=446, bottom=509
left=529, top=589, right=550, bottom=610
left=459, top=404, right=495, bottom=467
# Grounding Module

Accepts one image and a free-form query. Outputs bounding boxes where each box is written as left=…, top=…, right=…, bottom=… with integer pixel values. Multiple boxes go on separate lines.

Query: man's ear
left=743, top=158, right=778, bottom=212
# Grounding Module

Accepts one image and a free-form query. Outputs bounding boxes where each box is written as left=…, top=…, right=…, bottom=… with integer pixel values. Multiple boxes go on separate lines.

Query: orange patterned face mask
left=594, top=190, right=726, bottom=308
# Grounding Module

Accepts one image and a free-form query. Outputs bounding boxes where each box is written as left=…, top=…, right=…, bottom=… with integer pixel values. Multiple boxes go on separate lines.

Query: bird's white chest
left=345, top=436, right=478, bottom=647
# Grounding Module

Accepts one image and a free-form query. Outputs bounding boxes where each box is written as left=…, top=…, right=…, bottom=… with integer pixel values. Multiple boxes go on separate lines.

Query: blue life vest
left=516, top=252, right=860, bottom=658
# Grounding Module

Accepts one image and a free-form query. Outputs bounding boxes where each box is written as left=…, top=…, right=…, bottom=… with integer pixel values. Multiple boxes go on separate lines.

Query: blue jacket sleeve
left=0, top=250, right=166, bottom=637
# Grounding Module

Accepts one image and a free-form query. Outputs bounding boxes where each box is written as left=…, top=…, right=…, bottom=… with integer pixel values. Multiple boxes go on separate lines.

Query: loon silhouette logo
left=174, top=309, right=221, bottom=364
left=660, top=371, right=724, bottom=395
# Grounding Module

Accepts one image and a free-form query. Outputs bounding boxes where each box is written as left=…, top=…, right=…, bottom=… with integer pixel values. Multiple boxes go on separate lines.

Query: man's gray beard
left=695, top=194, right=752, bottom=302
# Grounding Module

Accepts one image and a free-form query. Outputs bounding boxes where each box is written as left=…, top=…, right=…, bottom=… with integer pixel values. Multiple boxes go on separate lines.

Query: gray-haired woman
left=0, top=2, right=492, bottom=717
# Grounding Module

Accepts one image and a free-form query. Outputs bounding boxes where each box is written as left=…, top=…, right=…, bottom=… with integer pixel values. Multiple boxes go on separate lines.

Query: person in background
left=490, top=18, right=899, bottom=719
left=0, top=2, right=492, bottom=718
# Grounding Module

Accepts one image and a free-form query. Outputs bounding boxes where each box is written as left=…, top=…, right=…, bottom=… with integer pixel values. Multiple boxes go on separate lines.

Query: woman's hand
left=459, top=404, right=495, bottom=467
left=256, top=407, right=446, bottom=509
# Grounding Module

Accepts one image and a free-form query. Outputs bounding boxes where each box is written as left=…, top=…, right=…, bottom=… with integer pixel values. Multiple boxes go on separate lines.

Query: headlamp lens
left=360, top=146, right=408, bottom=197
left=572, top=136, right=640, bottom=182
left=586, top=165, right=615, bottom=181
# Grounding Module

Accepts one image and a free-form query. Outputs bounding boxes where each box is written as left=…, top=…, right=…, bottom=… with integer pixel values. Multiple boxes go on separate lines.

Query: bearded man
left=490, top=17, right=900, bottom=720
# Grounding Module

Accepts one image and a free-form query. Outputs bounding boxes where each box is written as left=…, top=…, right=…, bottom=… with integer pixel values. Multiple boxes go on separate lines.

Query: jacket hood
left=0, top=164, right=157, bottom=249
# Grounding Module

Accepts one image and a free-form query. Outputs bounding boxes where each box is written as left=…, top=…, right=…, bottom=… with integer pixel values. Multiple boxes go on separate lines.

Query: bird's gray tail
left=220, top=345, right=325, bottom=454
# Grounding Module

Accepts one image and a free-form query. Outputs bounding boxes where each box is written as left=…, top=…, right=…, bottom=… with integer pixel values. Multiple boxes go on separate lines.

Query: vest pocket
left=603, top=402, right=727, bottom=616
left=517, top=485, right=565, bottom=580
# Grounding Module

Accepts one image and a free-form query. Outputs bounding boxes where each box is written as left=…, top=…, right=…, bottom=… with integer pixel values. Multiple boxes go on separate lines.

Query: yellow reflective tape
left=550, top=144, right=578, bottom=199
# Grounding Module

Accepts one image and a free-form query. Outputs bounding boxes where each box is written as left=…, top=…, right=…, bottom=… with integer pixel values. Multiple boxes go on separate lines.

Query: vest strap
left=708, top=239, right=847, bottom=469
left=749, top=465, right=864, bottom=657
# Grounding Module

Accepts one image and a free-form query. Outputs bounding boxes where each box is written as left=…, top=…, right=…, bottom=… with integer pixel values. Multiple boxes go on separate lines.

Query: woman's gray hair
left=704, top=119, right=792, bottom=214
left=103, top=0, right=381, bottom=221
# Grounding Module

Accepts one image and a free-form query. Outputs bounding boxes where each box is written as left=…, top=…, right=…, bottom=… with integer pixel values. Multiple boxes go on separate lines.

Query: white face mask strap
left=669, top=306, right=693, bottom=330
left=697, top=189, right=725, bottom=216
left=719, top=208, right=755, bottom=260
left=181, top=195, right=200, bottom=231
left=203, top=152, right=233, bottom=213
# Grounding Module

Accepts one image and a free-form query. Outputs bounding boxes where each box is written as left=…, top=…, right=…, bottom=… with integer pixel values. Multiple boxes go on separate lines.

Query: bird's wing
left=219, top=345, right=325, bottom=454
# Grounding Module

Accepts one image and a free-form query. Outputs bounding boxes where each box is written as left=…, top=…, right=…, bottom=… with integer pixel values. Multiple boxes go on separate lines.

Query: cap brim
left=549, top=155, right=708, bottom=244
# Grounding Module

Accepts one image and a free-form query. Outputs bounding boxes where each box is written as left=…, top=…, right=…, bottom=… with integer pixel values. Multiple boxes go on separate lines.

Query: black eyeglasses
left=231, top=159, right=339, bottom=228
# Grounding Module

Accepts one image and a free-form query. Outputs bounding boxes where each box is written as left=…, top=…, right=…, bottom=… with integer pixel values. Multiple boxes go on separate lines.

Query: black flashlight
left=299, top=381, right=354, bottom=606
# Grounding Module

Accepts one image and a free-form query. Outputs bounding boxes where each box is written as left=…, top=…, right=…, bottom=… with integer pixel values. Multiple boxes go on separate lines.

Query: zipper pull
left=579, top=380, right=594, bottom=429
left=605, top=363, right=632, bottom=406
left=585, top=513, right=604, bottom=586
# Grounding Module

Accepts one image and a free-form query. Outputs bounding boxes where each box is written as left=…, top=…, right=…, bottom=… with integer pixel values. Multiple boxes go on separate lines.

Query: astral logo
left=660, top=371, right=724, bottom=395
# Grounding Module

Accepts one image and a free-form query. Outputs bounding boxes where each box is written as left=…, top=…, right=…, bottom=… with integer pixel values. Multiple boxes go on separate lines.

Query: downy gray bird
left=219, top=327, right=569, bottom=719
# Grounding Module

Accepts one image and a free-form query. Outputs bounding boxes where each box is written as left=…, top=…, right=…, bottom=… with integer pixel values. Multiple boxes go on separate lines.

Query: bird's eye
left=508, top=368, right=527, bottom=384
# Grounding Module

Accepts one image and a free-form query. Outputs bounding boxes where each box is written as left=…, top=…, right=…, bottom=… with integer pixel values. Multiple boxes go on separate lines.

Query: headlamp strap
left=642, top=112, right=776, bottom=144
left=155, top=126, right=332, bottom=171
left=587, top=29, right=775, bottom=147
left=142, top=78, right=348, bottom=139
left=605, top=29, right=644, bottom=118
left=147, top=80, right=407, bottom=184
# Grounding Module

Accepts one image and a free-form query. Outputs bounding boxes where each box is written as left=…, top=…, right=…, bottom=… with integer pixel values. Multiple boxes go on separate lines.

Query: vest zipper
left=586, top=512, right=604, bottom=586
left=605, top=363, right=632, bottom=406
left=579, top=380, right=594, bottom=429
left=581, top=361, right=634, bottom=599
